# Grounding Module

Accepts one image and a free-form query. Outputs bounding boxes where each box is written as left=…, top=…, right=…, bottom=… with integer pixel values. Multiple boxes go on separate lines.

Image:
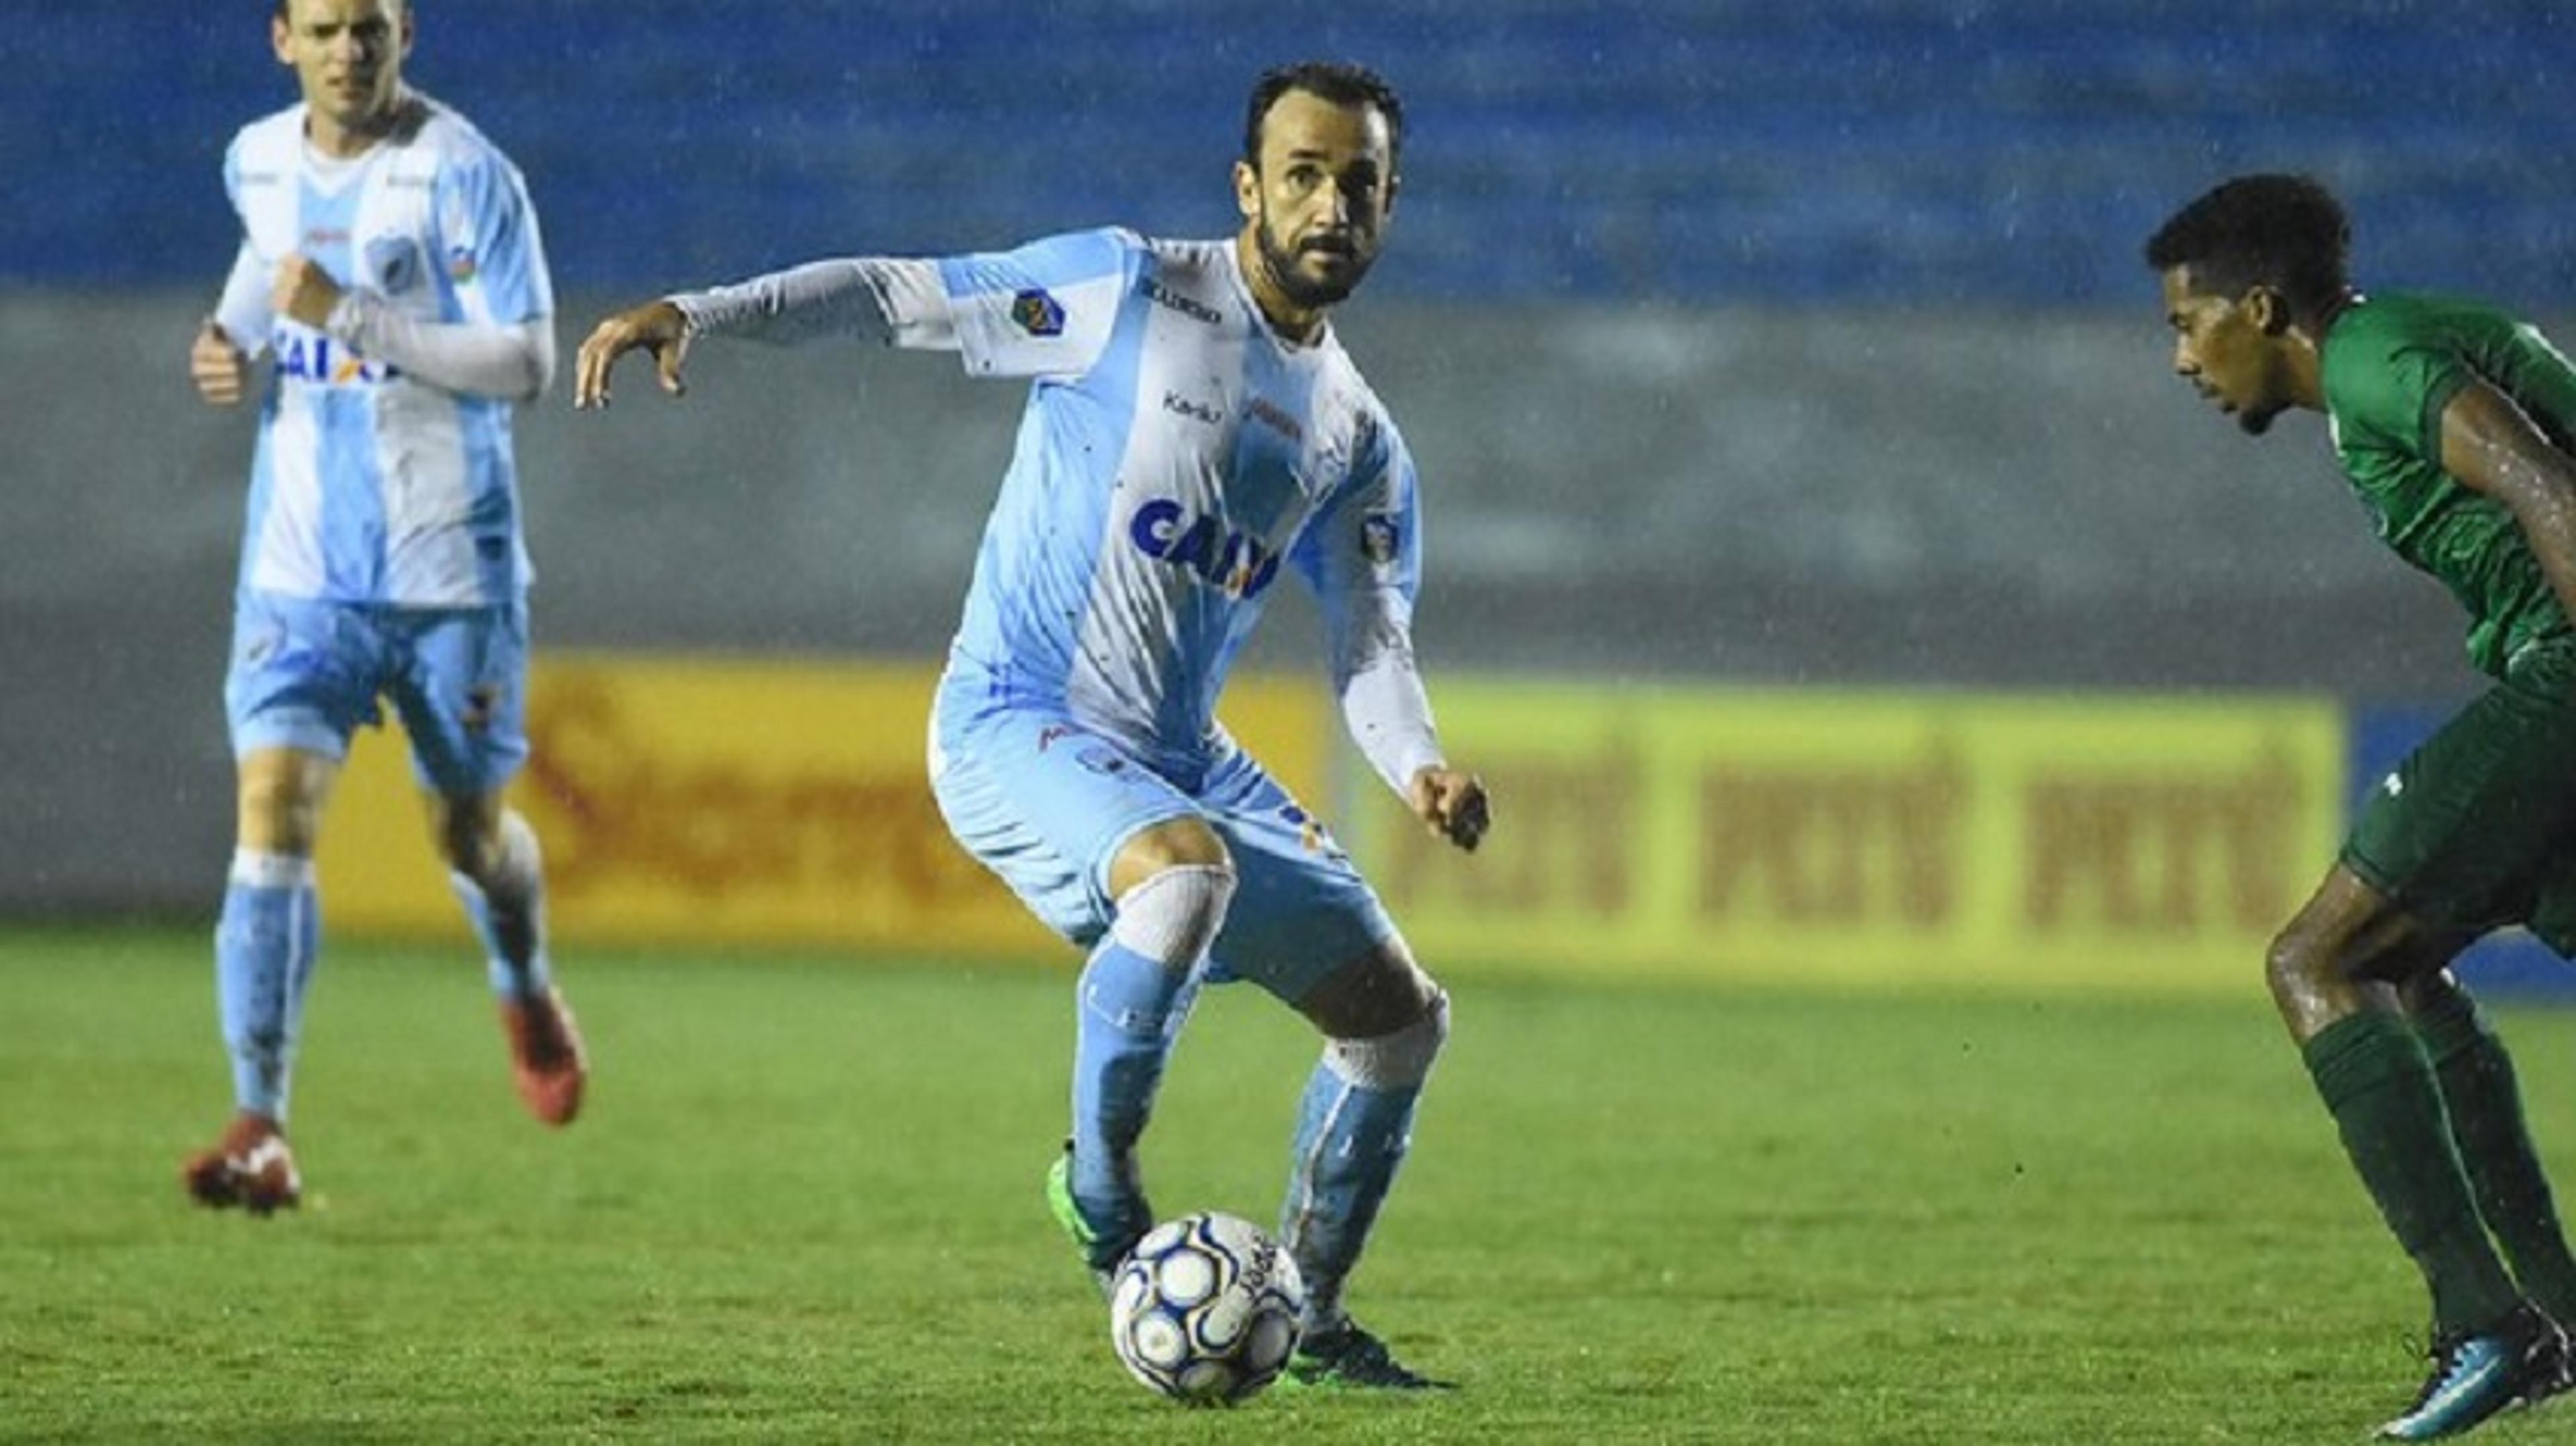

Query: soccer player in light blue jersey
left=575, top=62, right=1488, bottom=1388
left=181, top=0, right=586, bottom=1215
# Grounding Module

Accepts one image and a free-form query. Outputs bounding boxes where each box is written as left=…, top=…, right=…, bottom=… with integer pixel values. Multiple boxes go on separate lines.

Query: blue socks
left=213, top=851, right=319, bottom=1121
left=449, top=811, right=551, bottom=1000
left=1067, top=939, right=1199, bottom=1251
left=1279, top=992, right=1450, bottom=1328
left=1281, top=1066, right=1422, bottom=1328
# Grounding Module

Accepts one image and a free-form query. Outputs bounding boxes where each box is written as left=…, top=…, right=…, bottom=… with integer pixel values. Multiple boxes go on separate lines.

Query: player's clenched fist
left=573, top=300, right=691, bottom=409
left=270, top=252, right=343, bottom=329
left=191, top=319, right=251, bottom=406
left=1407, top=765, right=1491, bottom=852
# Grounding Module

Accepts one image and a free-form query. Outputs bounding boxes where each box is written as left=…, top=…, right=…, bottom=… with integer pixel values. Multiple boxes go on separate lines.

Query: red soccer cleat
left=181, top=1111, right=302, bottom=1216
left=498, top=987, right=588, bottom=1126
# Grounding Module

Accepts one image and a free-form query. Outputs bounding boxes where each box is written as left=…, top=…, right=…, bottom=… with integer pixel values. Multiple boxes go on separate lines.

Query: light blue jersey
left=215, top=94, right=552, bottom=607
left=930, top=229, right=1425, bottom=785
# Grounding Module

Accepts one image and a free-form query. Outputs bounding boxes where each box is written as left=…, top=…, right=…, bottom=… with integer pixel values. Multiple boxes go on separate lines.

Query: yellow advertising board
left=316, top=654, right=1328, bottom=957
left=323, top=657, right=2341, bottom=994
left=1344, top=679, right=2345, bottom=993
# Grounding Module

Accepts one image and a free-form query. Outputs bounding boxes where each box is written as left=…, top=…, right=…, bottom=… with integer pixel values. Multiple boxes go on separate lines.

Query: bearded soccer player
left=182, top=0, right=586, bottom=1214
left=2149, top=173, right=2576, bottom=1439
left=574, top=62, right=1487, bottom=1388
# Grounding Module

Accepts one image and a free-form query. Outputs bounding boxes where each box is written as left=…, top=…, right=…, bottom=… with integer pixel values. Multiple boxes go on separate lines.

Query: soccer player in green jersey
left=2148, top=173, right=2576, bottom=1440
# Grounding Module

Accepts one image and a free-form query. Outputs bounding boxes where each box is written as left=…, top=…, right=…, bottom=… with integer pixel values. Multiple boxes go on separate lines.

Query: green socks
left=2304, top=1010, right=2522, bottom=1335
left=2415, top=987, right=2576, bottom=1324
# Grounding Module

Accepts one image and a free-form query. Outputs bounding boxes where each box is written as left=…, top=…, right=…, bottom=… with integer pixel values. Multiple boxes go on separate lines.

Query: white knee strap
left=230, top=850, right=316, bottom=889
left=1324, top=989, right=1450, bottom=1091
left=1108, top=864, right=1236, bottom=968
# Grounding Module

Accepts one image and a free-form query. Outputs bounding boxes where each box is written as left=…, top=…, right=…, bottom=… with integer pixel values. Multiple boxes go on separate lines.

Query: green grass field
left=9, top=930, right=2576, bottom=1443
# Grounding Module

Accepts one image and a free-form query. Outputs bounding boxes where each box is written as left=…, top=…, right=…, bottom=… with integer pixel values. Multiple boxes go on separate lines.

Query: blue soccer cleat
left=2378, top=1304, right=2565, bottom=1441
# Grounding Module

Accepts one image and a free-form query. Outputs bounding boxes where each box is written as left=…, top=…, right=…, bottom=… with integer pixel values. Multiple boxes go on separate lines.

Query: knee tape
left=1108, top=863, right=1236, bottom=968
left=1324, top=989, right=1450, bottom=1091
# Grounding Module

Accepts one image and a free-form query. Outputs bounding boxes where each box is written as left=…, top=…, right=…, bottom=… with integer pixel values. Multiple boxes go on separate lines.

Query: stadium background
left=7, top=1, right=2575, bottom=991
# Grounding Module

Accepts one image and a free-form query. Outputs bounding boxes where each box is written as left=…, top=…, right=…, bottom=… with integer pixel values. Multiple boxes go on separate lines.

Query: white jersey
left=214, top=93, right=552, bottom=606
left=933, top=229, right=1428, bottom=781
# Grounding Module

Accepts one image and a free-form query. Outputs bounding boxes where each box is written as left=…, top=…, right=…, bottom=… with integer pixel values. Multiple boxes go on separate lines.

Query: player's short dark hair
left=274, top=0, right=408, bottom=18
left=1242, top=62, right=1404, bottom=170
left=2144, top=174, right=2351, bottom=316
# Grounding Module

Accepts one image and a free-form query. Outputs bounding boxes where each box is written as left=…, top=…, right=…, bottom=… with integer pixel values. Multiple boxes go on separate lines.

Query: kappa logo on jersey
left=1144, top=278, right=1222, bottom=325
left=1011, top=288, right=1065, bottom=337
left=274, top=329, right=398, bottom=386
left=1128, top=498, right=1283, bottom=600
left=1246, top=396, right=1303, bottom=445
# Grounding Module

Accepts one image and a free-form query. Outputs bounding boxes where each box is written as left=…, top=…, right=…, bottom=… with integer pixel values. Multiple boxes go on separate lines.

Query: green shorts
left=2343, top=637, right=2576, bottom=955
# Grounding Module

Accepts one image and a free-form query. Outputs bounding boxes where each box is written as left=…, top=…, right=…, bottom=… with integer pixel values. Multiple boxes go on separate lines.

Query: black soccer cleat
left=1281, top=1317, right=1454, bottom=1392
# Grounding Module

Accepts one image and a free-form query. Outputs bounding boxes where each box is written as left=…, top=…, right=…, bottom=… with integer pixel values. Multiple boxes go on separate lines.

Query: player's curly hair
left=1243, top=62, right=1404, bottom=170
left=2145, top=174, right=2351, bottom=319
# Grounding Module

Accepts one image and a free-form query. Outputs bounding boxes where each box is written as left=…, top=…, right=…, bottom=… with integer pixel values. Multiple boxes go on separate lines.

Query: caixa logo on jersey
left=1128, top=498, right=1282, bottom=599
left=272, top=330, right=399, bottom=386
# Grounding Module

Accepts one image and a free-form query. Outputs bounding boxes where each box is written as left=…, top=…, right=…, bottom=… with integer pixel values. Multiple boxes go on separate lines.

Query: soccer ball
left=1106, top=1211, right=1305, bottom=1405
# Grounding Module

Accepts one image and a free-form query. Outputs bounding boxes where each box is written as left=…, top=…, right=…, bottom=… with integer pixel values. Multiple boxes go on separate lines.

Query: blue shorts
left=225, top=591, right=530, bottom=797
left=929, top=675, right=1398, bottom=1003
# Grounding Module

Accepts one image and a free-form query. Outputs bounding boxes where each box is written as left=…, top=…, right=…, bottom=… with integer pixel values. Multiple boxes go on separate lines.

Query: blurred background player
left=2148, top=173, right=2576, bottom=1441
left=182, top=0, right=585, bottom=1214
left=572, top=61, right=1487, bottom=1388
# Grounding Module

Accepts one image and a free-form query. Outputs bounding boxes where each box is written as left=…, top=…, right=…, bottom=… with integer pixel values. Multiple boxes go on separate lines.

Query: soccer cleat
left=1045, top=1146, right=1144, bottom=1296
left=2510, top=1315, right=2576, bottom=1415
left=180, top=1112, right=302, bottom=1217
left=2378, top=1303, right=2564, bottom=1440
left=1282, top=1317, right=1454, bottom=1392
left=498, top=987, right=588, bottom=1127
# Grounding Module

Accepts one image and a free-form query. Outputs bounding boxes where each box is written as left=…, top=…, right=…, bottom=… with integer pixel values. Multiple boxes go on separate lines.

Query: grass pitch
left=7, top=930, right=2576, bottom=1443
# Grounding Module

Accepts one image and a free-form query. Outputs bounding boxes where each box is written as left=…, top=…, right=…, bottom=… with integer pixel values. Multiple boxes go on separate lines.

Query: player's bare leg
left=429, top=790, right=584, bottom=1126
left=1274, top=942, right=1452, bottom=1390
left=1050, top=817, right=1233, bottom=1287
left=185, top=746, right=335, bottom=1213
left=2271, top=865, right=2563, bottom=1438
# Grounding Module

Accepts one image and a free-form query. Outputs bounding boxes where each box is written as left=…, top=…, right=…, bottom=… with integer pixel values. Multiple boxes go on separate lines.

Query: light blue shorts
left=929, top=676, right=1398, bottom=1003
left=225, top=590, right=530, bottom=797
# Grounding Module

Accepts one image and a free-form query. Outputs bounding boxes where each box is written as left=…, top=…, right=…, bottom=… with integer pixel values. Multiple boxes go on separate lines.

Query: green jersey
left=2322, top=292, right=2576, bottom=676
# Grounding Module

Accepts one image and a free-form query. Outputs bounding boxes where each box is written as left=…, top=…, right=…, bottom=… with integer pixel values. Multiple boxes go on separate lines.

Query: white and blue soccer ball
left=1107, top=1211, right=1305, bottom=1405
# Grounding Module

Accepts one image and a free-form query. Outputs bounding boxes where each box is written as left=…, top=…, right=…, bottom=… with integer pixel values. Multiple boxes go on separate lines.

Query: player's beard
left=1254, top=207, right=1371, bottom=311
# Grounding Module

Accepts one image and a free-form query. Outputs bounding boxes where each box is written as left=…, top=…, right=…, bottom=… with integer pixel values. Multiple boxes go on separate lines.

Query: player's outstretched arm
left=1407, top=765, right=1491, bottom=853
left=572, top=300, right=690, bottom=410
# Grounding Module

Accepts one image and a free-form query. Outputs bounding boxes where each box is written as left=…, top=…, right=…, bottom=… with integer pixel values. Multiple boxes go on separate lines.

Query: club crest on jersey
left=274, top=329, right=398, bottom=386
left=1010, top=288, right=1065, bottom=337
left=366, top=235, right=423, bottom=294
left=1360, top=513, right=1401, bottom=568
left=445, top=244, right=478, bottom=284
left=1128, top=498, right=1283, bottom=600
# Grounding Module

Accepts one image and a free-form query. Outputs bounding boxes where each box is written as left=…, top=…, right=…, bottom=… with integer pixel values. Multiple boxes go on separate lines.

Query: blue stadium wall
left=9, top=2, right=2576, bottom=305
